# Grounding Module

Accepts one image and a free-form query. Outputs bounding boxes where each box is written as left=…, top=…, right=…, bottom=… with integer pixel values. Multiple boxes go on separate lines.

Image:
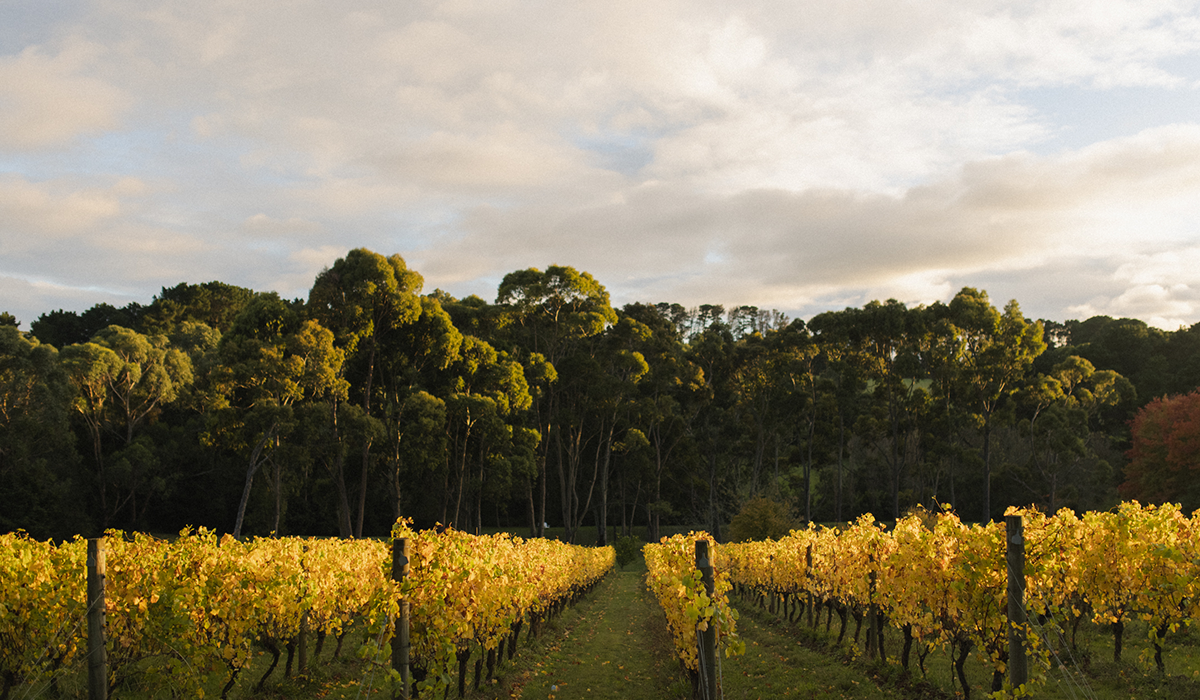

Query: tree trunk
left=804, top=412, right=815, bottom=524
left=328, top=402, right=353, bottom=538
left=333, top=450, right=353, bottom=538
left=570, top=424, right=603, bottom=545
left=1113, top=619, right=1124, bottom=663
left=90, top=422, right=108, bottom=528
left=527, top=476, right=537, bottom=537
left=708, top=451, right=721, bottom=541
left=354, top=340, right=378, bottom=538
left=982, top=407, right=992, bottom=522
left=836, top=409, right=845, bottom=522
left=392, top=452, right=404, bottom=525
left=272, top=449, right=283, bottom=535
left=453, top=421, right=473, bottom=528
left=354, top=440, right=371, bottom=538
left=595, top=420, right=615, bottom=546
left=476, top=435, right=486, bottom=534
left=234, top=425, right=277, bottom=538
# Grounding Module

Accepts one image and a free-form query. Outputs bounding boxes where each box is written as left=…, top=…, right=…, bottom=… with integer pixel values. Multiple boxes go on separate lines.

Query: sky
left=2, top=1, right=1200, bottom=332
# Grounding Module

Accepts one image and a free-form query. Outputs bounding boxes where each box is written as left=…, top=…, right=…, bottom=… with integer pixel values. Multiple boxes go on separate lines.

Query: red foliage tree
left=1121, top=390, right=1200, bottom=510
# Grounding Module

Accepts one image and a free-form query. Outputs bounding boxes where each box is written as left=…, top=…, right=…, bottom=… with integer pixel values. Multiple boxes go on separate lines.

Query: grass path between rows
left=501, top=564, right=690, bottom=699
left=723, top=605, right=901, bottom=700
left=490, top=558, right=909, bottom=700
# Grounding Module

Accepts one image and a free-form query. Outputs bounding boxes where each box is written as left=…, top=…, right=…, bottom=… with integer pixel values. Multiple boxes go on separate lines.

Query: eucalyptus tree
left=0, top=326, right=80, bottom=536
left=682, top=311, right=737, bottom=538
left=1013, top=373, right=1088, bottom=512
left=611, top=427, right=652, bottom=536
left=60, top=341, right=123, bottom=523
left=727, top=332, right=776, bottom=495
left=1014, top=356, right=1134, bottom=511
left=391, top=389, right=448, bottom=524
left=59, top=325, right=193, bottom=527
left=375, top=296, right=462, bottom=525
left=90, top=326, right=194, bottom=447
left=438, top=335, right=531, bottom=530
left=805, top=324, right=867, bottom=522
left=494, top=265, right=616, bottom=536
left=634, top=315, right=705, bottom=542
left=768, top=320, right=824, bottom=522
left=308, top=248, right=423, bottom=537
left=811, top=300, right=929, bottom=522
left=944, top=288, right=1045, bottom=521
left=1052, top=355, right=1137, bottom=427
left=581, top=315, right=649, bottom=545
left=91, top=326, right=193, bottom=525
left=918, top=302, right=973, bottom=510
left=209, top=293, right=348, bottom=537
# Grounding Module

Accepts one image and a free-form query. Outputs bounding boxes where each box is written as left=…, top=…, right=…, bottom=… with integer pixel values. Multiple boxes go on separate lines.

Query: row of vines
left=722, top=502, right=1200, bottom=698
left=0, top=520, right=614, bottom=699
left=643, top=532, right=745, bottom=693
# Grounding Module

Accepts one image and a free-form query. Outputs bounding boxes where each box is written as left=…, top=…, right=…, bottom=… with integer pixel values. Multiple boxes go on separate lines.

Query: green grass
left=497, top=558, right=690, bottom=700
left=488, top=553, right=909, bottom=700
left=20, top=627, right=397, bottom=699
left=735, top=593, right=1200, bottom=700
left=722, top=607, right=909, bottom=700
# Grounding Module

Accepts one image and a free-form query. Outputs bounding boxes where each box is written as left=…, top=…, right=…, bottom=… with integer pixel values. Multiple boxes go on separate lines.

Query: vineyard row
left=721, top=502, right=1200, bottom=698
left=639, top=502, right=1200, bottom=699
left=0, top=520, right=614, bottom=699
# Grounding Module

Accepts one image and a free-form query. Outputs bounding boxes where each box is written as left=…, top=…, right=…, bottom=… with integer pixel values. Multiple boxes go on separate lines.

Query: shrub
left=615, top=535, right=642, bottom=569
left=727, top=497, right=795, bottom=542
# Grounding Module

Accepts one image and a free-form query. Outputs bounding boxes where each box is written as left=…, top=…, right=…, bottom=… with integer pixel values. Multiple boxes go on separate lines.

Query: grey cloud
left=4, top=1, right=1200, bottom=330
left=0, top=40, right=128, bottom=150
left=417, top=126, right=1200, bottom=325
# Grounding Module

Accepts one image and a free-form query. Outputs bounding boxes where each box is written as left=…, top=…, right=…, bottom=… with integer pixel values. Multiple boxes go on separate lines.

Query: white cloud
left=1068, top=248, right=1200, bottom=328
left=241, top=213, right=323, bottom=239
left=0, top=274, right=139, bottom=329
left=0, top=39, right=128, bottom=150
left=413, top=123, right=1200, bottom=323
left=2, top=1, right=1200, bottom=329
left=0, top=175, right=134, bottom=240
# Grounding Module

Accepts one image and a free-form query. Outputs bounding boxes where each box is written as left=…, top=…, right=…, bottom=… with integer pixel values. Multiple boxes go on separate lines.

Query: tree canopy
left=5, top=251, right=1195, bottom=541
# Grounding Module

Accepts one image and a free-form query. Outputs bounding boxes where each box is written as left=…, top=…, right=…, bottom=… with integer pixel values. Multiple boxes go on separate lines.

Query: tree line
left=2, top=247, right=1196, bottom=542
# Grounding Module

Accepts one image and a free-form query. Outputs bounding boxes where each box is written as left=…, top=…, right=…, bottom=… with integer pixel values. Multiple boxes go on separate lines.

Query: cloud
left=1067, top=248, right=1200, bottom=329
left=0, top=273, right=150, bottom=330
left=0, top=39, right=128, bottom=150
left=241, top=213, right=323, bottom=239
left=40, top=1, right=1196, bottom=202
left=2, top=1, right=1200, bottom=330
left=0, top=174, right=135, bottom=241
left=413, top=124, right=1200, bottom=321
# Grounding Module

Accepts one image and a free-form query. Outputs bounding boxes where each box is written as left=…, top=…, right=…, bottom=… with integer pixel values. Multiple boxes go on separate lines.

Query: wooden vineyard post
left=299, top=543, right=309, bottom=675
left=1006, top=515, right=1028, bottom=689
left=805, top=544, right=815, bottom=628
left=696, top=540, right=719, bottom=700
left=392, top=537, right=411, bottom=700
left=87, top=537, right=107, bottom=700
